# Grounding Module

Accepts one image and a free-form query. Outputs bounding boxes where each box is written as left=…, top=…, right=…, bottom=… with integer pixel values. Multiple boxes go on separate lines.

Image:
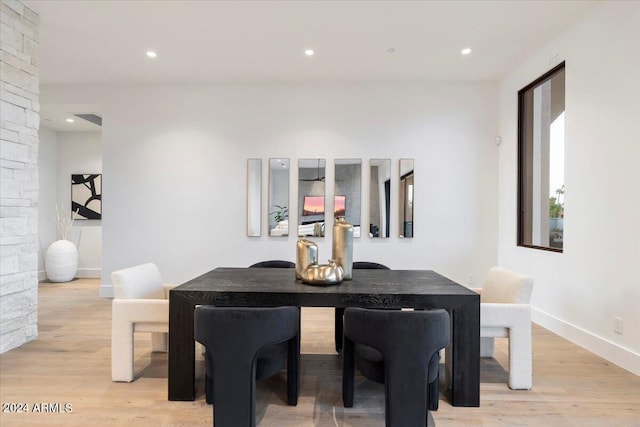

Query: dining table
left=168, top=267, right=480, bottom=407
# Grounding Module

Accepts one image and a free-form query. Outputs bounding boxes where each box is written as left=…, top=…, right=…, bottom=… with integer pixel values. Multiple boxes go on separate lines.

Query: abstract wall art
left=71, top=174, right=102, bottom=220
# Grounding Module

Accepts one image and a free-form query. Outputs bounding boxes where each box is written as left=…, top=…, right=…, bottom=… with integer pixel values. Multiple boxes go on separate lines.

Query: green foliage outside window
left=549, top=185, right=564, bottom=218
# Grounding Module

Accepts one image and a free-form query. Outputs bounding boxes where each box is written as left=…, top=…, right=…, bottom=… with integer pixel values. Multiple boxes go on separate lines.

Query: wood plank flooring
left=1, top=279, right=639, bottom=426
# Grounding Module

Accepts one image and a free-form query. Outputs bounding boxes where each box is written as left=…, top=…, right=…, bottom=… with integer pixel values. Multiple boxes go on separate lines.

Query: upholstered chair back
left=249, top=260, right=295, bottom=268
left=111, top=263, right=165, bottom=300
left=481, top=266, right=533, bottom=304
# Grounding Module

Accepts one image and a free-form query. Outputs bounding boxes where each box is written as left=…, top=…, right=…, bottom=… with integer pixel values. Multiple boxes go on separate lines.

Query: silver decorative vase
left=332, top=217, right=353, bottom=280
left=296, top=236, right=318, bottom=280
left=301, top=259, right=344, bottom=285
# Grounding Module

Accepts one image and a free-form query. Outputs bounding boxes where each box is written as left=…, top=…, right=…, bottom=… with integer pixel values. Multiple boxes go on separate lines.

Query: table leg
left=449, top=298, right=480, bottom=407
left=169, top=293, right=195, bottom=400
left=335, top=307, right=345, bottom=352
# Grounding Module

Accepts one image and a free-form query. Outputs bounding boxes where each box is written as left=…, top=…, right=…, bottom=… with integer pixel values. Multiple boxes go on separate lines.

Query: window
left=518, top=62, right=565, bottom=252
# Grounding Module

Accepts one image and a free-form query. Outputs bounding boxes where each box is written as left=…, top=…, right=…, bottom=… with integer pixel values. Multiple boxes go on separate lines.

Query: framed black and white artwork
left=71, top=174, right=102, bottom=220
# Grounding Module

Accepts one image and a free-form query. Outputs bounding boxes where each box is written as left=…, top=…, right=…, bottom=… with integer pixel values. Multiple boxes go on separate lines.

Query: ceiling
left=39, top=104, right=103, bottom=132
left=28, top=0, right=597, bottom=132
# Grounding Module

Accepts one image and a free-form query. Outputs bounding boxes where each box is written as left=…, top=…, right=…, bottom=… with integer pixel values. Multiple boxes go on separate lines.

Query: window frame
left=517, top=61, right=565, bottom=253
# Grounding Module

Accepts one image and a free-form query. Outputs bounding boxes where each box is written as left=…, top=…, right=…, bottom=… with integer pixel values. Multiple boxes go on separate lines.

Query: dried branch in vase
left=51, top=204, right=79, bottom=240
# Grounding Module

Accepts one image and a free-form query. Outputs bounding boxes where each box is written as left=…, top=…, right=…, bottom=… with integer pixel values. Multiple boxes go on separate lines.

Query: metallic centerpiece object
left=300, top=259, right=344, bottom=285
left=332, top=217, right=354, bottom=280
left=296, top=236, right=318, bottom=280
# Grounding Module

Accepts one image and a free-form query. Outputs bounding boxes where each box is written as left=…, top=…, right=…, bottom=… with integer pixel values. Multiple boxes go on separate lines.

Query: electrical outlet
left=614, top=317, right=623, bottom=335
left=468, top=275, right=474, bottom=285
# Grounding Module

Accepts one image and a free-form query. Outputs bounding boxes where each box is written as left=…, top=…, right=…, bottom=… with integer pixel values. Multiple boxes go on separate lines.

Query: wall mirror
left=246, top=158, right=262, bottom=237
left=335, top=159, right=362, bottom=238
left=268, top=158, right=289, bottom=237
left=369, top=159, right=391, bottom=238
left=399, top=159, right=414, bottom=238
left=298, top=158, right=326, bottom=237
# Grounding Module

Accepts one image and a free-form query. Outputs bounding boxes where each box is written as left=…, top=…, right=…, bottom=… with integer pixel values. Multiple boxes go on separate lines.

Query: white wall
left=41, top=82, right=499, bottom=297
left=497, top=2, right=640, bottom=375
left=37, top=127, right=57, bottom=279
left=56, top=132, right=102, bottom=278
left=38, top=130, right=102, bottom=280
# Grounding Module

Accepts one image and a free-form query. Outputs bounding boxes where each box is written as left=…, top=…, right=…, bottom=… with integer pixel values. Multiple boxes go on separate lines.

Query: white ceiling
left=29, top=0, right=598, bottom=132
left=26, top=0, right=598, bottom=85
left=39, top=104, right=103, bottom=132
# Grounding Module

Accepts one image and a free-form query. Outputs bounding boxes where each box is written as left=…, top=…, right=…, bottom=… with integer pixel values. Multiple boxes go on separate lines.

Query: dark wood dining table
left=168, top=267, right=480, bottom=407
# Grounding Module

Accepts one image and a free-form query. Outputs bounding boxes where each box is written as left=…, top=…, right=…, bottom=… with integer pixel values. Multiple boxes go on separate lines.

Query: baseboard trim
left=76, top=268, right=101, bottom=279
left=532, top=307, right=640, bottom=377
left=39, top=268, right=101, bottom=281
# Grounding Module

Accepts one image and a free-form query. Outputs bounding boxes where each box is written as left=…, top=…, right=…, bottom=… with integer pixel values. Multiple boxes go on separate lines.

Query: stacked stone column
left=1, top=0, right=40, bottom=353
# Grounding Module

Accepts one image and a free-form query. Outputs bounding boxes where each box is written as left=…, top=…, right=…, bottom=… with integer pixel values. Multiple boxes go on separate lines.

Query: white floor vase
left=45, top=240, right=78, bottom=282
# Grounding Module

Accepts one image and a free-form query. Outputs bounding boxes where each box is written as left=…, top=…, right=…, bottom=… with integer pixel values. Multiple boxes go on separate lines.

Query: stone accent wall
left=0, top=0, right=39, bottom=354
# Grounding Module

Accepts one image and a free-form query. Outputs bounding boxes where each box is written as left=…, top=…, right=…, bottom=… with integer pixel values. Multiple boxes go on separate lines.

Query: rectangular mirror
left=399, top=159, right=414, bottom=238
left=268, top=158, right=289, bottom=237
left=369, top=159, right=391, bottom=238
left=298, top=158, right=325, bottom=237
left=335, top=159, right=362, bottom=238
left=247, top=158, right=262, bottom=237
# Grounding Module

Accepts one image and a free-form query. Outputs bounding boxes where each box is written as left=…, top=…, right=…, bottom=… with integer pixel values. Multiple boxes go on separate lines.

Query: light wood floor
left=1, top=279, right=639, bottom=426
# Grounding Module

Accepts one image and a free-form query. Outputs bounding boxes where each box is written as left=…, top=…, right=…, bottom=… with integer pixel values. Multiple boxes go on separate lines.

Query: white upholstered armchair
left=473, top=267, right=534, bottom=390
left=111, top=263, right=173, bottom=382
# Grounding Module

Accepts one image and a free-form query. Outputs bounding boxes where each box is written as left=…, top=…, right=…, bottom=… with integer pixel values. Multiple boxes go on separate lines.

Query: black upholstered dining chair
left=194, top=306, right=300, bottom=427
left=342, top=308, right=450, bottom=427
left=334, top=261, right=390, bottom=352
left=248, top=260, right=295, bottom=268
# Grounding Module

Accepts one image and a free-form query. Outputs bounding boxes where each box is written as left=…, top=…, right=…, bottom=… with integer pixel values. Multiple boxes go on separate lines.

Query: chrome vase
left=332, top=217, right=353, bottom=280
left=301, top=259, right=344, bottom=285
left=296, top=236, right=318, bottom=280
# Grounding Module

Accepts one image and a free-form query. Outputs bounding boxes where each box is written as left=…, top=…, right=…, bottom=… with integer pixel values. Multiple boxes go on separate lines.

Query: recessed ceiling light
left=146, top=50, right=157, bottom=58
left=304, top=49, right=314, bottom=57
left=387, top=48, right=396, bottom=54
left=461, top=48, right=472, bottom=55
left=65, top=118, right=74, bottom=123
